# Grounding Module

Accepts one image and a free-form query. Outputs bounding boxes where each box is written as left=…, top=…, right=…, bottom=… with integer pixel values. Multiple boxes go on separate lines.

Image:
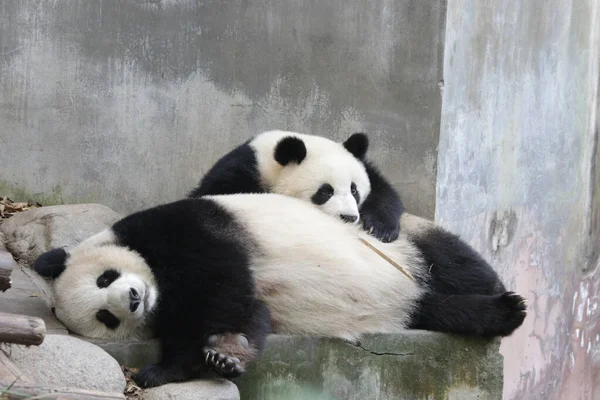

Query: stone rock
left=81, top=335, right=161, bottom=368
left=0, top=231, right=7, bottom=252
left=7, top=334, right=126, bottom=393
left=143, top=379, right=240, bottom=400
left=0, top=203, right=120, bottom=267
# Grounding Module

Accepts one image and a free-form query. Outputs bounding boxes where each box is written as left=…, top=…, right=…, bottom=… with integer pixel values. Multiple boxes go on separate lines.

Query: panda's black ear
left=343, top=133, right=369, bottom=160
left=34, top=248, right=68, bottom=280
left=274, top=136, right=307, bottom=165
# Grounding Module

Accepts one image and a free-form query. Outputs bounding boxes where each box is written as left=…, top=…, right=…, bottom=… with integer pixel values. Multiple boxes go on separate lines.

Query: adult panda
left=34, top=194, right=526, bottom=388
left=189, top=130, right=403, bottom=242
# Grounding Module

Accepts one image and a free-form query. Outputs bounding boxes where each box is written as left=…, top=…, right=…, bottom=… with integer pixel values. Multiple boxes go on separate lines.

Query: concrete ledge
left=86, top=332, right=502, bottom=400
left=236, top=332, right=503, bottom=400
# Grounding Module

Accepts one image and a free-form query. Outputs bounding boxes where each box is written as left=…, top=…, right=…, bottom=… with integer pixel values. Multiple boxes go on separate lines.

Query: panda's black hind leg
left=408, top=224, right=506, bottom=295
left=408, top=291, right=527, bottom=337
left=203, top=300, right=271, bottom=378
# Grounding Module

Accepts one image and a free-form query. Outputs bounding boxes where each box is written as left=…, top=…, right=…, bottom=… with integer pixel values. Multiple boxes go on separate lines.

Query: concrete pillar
left=438, top=1, right=600, bottom=399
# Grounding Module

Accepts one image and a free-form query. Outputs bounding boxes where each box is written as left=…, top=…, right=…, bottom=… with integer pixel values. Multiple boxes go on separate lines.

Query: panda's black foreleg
left=359, top=162, right=404, bottom=243
left=408, top=291, right=527, bottom=337
left=133, top=337, right=205, bottom=388
left=202, top=300, right=271, bottom=378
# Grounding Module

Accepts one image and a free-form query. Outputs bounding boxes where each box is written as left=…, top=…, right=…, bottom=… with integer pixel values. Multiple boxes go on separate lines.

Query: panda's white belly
left=210, top=193, right=425, bottom=341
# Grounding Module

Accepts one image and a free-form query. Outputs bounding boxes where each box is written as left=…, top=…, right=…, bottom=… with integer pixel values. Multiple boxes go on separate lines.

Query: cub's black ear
left=343, top=133, right=369, bottom=160
left=274, top=136, right=307, bottom=165
left=34, top=248, right=68, bottom=280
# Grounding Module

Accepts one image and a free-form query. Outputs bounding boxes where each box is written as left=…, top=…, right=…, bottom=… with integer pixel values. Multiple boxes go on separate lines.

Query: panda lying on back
left=34, top=194, right=526, bottom=388
left=189, top=130, right=404, bottom=242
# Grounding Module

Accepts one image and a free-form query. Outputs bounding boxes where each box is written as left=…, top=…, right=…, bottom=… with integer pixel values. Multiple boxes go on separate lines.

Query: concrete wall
left=438, top=1, right=600, bottom=399
left=0, top=0, right=445, bottom=218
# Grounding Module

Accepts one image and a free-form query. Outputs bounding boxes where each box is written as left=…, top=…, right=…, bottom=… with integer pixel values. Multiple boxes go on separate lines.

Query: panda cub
left=189, top=130, right=404, bottom=242
left=34, top=194, right=526, bottom=388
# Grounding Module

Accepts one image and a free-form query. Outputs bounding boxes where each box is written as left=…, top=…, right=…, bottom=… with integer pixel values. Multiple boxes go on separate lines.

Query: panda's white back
left=209, top=193, right=424, bottom=341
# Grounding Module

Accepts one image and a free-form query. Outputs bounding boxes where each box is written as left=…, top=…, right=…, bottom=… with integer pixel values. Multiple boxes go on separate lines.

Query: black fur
left=359, top=161, right=404, bottom=242
left=274, top=136, right=307, bottom=165
left=34, top=248, right=68, bottom=279
left=108, top=198, right=271, bottom=388
left=409, top=228, right=506, bottom=295
left=311, top=183, right=334, bottom=205
left=408, top=292, right=526, bottom=337
left=343, top=132, right=369, bottom=159
left=188, top=132, right=404, bottom=242
left=96, top=309, right=120, bottom=330
left=188, top=141, right=263, bottom=197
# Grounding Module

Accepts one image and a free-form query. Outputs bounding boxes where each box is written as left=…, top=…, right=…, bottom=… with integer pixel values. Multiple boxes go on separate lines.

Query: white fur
left=53, top=243, right=158, bottom=340
left=49, top=194, right=425, bottom=343
left=210, top=194, right=424, bottom=342
left=250, top=130, right=371, bottom=224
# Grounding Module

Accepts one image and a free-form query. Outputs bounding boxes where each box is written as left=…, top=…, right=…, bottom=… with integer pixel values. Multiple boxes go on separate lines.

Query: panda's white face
left=273, top=154, right=370, bottom=224
left=49, top=243, right=158, bottom=340
left=251, top=130, right=372, bottom=225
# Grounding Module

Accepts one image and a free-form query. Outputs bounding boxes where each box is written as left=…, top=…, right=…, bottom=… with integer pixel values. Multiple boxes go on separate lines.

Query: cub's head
left=256, top=131, right=372, bottom=224
left=33, top=231, right=158, bottom=340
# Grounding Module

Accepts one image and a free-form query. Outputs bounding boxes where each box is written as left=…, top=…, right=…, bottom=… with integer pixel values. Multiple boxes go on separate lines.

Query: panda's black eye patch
left=96, top=309, right=120, bottom=330
left=96, top=269, right=120, bottom=289
left=311, top=184, right=334, bottom=205
left=351, top=182, right=360, bottom=203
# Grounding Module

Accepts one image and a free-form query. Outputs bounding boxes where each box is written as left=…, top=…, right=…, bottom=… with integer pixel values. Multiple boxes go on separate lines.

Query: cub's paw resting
left=361, top=213, right=400, bottom=243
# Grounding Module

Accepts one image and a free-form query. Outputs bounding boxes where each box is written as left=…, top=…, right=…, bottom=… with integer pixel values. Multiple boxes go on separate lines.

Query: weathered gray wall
left=0, top=0, right=445, bottom=218
left=438, top=1, right=600, bottom=399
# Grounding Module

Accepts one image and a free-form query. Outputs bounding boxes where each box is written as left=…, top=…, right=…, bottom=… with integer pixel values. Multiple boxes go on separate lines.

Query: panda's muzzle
left=129, top=287, right=141, bottom=312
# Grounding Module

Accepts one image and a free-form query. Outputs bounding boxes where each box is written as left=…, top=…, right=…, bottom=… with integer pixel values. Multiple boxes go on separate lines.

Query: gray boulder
left=143, top=379, right=240, bottom=400
left=6, top=334, right=126, bottom=393
left=0, top=203, right=120, bottom=266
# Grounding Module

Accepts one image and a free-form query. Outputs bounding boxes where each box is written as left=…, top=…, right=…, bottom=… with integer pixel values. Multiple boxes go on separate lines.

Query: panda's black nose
left=340, top=214, right=358, bottom=223
left=129, top=288, right=140, bottom=300
left=129, top=288, right=141, bottom=312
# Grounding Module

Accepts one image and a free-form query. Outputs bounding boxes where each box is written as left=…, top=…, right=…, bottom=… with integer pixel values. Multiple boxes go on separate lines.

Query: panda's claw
left=361, top=214, right=400, bottom=243
left=202, top=348, right=246, bottom=378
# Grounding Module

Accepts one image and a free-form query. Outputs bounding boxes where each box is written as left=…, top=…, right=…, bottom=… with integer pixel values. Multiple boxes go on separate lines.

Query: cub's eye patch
left=96, top=309, right=120, bottom=330
left=96, top=269, right=121, bottom=288
left=311, top=184, right=334, bottom=205
left=351, top=182, right=360, bottom=203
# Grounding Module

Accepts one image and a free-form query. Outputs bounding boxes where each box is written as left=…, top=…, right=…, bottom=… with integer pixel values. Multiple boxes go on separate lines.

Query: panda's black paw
left=133, top=364, right=169, bottom=388
left=203, top=348, right=245, bottom=378
left=485, top=291, right=527, bottom=337
left=361, top=215, right=400, bottom=243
